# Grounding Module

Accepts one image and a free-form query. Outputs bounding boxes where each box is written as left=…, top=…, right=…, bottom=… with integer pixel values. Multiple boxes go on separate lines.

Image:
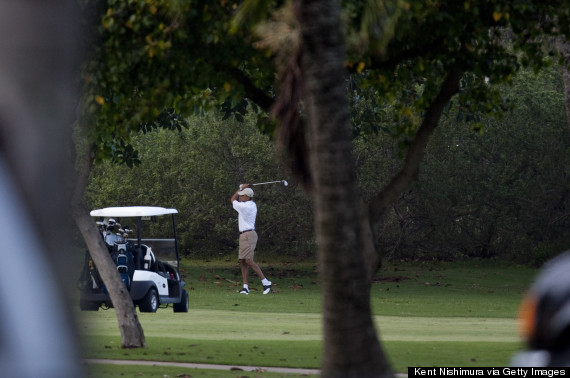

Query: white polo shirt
left=232, top=200, right=257, bottom=232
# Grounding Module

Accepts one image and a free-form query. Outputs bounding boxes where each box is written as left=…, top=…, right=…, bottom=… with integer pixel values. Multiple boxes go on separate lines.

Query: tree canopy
left=79, top=0, right=570, bottom=166
left=79, top=0, right=276, bottom=166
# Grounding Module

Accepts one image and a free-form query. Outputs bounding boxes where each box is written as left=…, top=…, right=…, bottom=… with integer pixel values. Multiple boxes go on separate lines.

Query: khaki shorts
left=238, top=231, right=258, bottom=260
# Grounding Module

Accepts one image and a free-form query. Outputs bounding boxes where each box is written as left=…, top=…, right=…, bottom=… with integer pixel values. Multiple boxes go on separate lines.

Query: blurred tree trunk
left=0, top=0, right=84, bottom=376
left=72, top=131, right=147, bottom=348
left=297, top=1, right=393, bottom=376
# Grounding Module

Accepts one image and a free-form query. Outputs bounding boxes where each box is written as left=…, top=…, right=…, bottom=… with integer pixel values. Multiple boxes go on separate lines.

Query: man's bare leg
left=244, top=258, right=265, bottom=280
left=240, top=259, right=250, bottom=285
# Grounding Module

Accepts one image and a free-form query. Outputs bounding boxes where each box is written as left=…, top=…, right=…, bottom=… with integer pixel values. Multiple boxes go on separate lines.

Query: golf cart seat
left=138, top=244, right=156, bottom=270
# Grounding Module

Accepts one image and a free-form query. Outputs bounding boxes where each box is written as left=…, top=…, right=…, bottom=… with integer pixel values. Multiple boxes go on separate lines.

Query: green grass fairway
left=78, top=259, right=536, bottom=376
left=80, top=310, right=522, bottom=371
left=81, top=311, right=518, bottom=343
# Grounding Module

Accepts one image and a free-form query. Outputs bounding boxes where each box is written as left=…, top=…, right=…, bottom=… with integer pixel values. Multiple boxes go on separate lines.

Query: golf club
left=240, top=180, right=288, bottom=189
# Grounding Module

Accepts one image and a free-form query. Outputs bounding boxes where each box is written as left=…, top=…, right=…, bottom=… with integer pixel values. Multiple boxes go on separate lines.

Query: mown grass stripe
left=79, top=309, right=521, bottom=342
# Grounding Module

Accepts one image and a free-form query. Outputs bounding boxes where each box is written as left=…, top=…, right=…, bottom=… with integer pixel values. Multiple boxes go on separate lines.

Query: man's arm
left=230, top=190, right=239, bottom=203
left=230, top=183, right=249, bottom=203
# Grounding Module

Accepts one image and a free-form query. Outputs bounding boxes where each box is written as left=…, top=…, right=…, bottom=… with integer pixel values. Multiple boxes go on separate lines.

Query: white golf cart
left=78, top=206, right=189, bottom=313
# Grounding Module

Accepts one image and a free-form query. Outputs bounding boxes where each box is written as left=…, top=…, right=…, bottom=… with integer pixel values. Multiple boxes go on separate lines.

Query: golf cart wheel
left=79, top=299, right=99, bottom=311
left=139, top=288, right=158, bottom=313
left=173, top=289, right=189, bottom=313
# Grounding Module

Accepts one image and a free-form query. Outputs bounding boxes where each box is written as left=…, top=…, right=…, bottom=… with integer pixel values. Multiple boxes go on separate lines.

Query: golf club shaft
left=251, top=180, right=285, bottom=186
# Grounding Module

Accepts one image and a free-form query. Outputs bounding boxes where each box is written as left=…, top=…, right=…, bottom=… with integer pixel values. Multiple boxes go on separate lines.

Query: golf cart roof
left=90, top=206, right=178, bottom=218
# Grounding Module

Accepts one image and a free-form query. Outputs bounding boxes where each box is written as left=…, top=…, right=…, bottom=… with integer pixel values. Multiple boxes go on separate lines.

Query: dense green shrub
left=86, top=112, right=314, bottom=259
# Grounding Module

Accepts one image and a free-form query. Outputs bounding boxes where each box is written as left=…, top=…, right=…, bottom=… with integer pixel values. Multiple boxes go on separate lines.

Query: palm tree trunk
left=297, top=1, right=393, bottom=376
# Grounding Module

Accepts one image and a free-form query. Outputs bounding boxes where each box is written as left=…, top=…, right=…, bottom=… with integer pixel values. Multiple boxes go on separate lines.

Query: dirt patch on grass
left=372, top=275, right=409, bottom=283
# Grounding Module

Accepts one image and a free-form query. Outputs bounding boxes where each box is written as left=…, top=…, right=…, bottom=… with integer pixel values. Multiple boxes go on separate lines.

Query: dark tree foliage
left=354, top=67, right=570, bottom=266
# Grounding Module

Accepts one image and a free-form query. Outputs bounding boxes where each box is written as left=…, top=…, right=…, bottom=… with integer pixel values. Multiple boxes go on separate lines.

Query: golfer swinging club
left=231, top=184, right=272, bottom=295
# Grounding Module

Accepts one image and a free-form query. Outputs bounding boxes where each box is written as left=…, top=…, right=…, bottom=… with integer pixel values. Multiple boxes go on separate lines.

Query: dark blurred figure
left=511, top=251, right=570, bottom=367
left=0, top=1, right=84, bottom=377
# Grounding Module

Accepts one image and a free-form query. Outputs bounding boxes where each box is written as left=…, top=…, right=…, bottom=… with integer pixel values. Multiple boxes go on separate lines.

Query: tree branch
left=368, top=69, right=463, bottom=228
left=347, top=36, right=446, bottom=73
left=222, top=65, right=275, bottom=112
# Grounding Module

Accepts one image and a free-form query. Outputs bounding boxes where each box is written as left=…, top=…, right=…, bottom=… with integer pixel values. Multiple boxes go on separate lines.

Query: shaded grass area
left=87, top=363, right=318, bottom=378
left=385, top=341, right=524, bottom=370
left=183, top=258, right=323, bottom=314
left=84, top=336, right=522, bottom=375
left=78, top=258, right=537, bottom=376
left=181, top=258, right=536, bottom=318
left=370, top=262, right=534, bottom=318
left=84, top=335, right=322, bottom=368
